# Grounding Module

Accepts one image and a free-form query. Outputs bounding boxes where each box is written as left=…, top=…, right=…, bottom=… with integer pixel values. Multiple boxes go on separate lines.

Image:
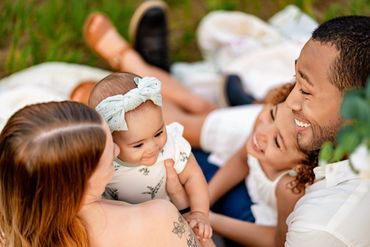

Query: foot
left=224, top=74, right=255, bottom=106
left=70, top=81, right=96, bottom=105
left=129, top=0, right=170, bottom=71
left=83, top=12, right=131, bottom=71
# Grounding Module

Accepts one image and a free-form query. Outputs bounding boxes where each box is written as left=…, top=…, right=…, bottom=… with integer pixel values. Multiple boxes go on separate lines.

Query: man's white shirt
left=286, top=160, right=370, bottom=247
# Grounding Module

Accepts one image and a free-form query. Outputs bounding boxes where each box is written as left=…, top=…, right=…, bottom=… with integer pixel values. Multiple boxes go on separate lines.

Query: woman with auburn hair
left=0, top=101, right=214, bottom=247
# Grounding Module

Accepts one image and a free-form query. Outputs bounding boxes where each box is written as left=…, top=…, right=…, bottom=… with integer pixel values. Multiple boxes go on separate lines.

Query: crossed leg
left=162, top=99, right=207, bottom=148
left=83, top=13, right=216, bottom=114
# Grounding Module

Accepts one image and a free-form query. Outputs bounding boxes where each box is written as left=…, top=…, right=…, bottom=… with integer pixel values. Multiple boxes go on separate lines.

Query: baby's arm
left=208, top=142, right=249, bottom=205
left=178, top=153, right=212, bottom=241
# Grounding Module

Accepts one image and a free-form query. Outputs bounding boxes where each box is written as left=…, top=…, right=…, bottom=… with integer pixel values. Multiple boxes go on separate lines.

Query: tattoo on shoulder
left=186, top=232, right=199, bottom=247
left=172, top=213, right=200, bottom=247
left=172, top=215, right=186, bottom=238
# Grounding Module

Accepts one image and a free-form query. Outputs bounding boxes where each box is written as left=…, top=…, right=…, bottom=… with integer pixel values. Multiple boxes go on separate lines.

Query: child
left=206, top=101, right=318, bottom=246
left=165, top=87, right=319, bottom=246
left=89, top=72, right=212, bottom=241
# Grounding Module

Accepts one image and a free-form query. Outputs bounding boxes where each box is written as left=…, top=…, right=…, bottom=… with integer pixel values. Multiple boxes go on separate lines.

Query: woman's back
left=80, top=199, right=202, bottom=247
left=0, top=101, right=209, bottom=247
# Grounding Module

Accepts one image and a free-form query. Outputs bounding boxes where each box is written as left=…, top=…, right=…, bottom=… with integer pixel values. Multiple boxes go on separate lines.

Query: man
left=165, top=15, right=370, bottom=247
left=286, top=15, right=369, bottom=152
left=284, top=16, right=370, bottom=246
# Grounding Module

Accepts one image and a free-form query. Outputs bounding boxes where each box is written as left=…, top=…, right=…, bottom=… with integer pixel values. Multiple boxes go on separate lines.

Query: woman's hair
left=88, top=72, right=140, bottom=108
left=0, top=101, right=106, bottom=247
left=260, top=82, right=318, bottom=193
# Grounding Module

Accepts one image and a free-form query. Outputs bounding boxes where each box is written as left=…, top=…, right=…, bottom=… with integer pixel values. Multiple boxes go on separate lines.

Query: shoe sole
left=128, top=0, right=168, bottom=45
left=83, top=12, right=131, bottom=70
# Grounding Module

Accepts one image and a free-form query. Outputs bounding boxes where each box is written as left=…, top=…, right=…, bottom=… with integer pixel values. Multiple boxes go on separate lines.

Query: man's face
left=285, top=39, right=343, bottom=152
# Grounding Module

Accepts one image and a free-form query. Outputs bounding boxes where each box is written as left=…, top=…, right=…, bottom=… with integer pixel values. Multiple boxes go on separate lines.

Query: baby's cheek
left=160, top=135, right=168, bottom=149
left=118, top=148, right=133, bottom=161
left=130, top=149, right=144, bottom=162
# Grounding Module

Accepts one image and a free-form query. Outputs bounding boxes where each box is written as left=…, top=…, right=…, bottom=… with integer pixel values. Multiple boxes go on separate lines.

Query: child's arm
left=178, top=153, right=212, bottom=240
left=209, top=175, right=304, bottom=247
left=208, top=142, right=249, bottom=205
left=275, top=175, right=304, bottom=247
left=210, top=212, right=276, bottom=246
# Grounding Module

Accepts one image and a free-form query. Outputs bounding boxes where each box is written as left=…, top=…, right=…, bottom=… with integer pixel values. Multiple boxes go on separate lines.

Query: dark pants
left=193, top=149, right=255, bottom=247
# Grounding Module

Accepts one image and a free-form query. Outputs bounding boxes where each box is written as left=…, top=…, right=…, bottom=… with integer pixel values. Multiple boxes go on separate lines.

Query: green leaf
left=353, top=121, right=370, bottom=141
left=319, top=142, right=335, bottom=162
left=366, top=78, right=370, bottom=102
left=336, top=125, right=362, bottom=154
left=341, top=90, right=369, bottom=122
left=331, top=145, right=347, bottom=163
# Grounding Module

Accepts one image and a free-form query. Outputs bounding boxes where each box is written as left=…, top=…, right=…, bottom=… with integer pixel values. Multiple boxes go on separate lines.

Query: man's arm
left=285, top=230, right=347, bottom=247
left=208, top=143, right=249, bottom=205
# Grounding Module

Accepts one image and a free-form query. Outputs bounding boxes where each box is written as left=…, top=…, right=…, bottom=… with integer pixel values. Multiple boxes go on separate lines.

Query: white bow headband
left=95, top=76, right=162, bottom=132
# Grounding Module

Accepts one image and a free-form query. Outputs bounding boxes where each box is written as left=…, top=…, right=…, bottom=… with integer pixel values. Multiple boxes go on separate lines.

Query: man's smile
left=294, top=118, right=311, bottom=129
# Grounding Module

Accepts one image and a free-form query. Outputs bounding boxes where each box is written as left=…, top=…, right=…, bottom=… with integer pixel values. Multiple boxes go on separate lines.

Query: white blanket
left=172, top=5, right=318, bottom=103
left=0, top=6, right=318, bottom=166
left=0, top=62, right=110, bottom=130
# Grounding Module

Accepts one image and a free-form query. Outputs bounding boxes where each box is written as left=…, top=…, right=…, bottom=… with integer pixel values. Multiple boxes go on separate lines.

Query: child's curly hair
left=289, top=150, right=319, bottom=194
left=261, top=82, right=295, bottom=105
left=261, top=82, right=318, bottom=193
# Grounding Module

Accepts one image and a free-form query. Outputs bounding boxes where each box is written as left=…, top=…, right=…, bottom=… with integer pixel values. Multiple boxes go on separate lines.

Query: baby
left=89, top=72, right=211, bottom=240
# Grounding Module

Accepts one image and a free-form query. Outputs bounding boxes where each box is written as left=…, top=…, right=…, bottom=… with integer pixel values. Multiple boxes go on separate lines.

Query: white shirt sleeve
left=285, top=229, right=347, bottom=247
left=164, top=123, right=191, bottom=174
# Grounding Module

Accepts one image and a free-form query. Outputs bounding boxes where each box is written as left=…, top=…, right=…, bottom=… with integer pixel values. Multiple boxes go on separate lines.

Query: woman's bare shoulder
left=102, top=198, right=177, bottom=218
left=94, top=199, right=203, bottom=247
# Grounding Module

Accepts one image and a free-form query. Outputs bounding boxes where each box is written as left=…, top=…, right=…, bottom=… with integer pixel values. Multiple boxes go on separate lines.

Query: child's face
left=113, top=102, right=167, bottom=166
left=246, top=102, right=306, bottom=170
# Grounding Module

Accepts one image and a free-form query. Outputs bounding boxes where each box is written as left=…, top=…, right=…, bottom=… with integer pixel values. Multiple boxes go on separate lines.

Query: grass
left=0, top=0, right=369, bottom=78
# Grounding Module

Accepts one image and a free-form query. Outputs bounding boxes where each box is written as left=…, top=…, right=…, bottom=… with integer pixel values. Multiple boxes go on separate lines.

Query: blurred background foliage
left=0, top=0, right=369, bottom=78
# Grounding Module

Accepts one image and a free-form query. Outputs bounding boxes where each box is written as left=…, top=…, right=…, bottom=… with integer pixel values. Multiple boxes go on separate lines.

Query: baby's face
left=113, top=102, right=167, bottom=166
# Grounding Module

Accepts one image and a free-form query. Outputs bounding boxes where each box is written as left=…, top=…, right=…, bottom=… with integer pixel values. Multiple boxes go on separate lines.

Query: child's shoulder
left=275, top=173, right=304, bottom=200
left=165, top=122, right=189, bottom=148
left=166, top=122, right=184, bottom=136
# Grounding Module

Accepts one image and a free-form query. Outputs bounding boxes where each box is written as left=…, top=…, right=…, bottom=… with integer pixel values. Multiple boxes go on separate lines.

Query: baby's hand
left=185, top=211, right=212, bottom=241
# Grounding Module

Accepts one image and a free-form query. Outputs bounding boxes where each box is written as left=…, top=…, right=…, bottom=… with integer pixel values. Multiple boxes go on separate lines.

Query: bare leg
left=162, top=99, right=207, bottom=148
left=119, top=50, right=216, bottom=114
left=83, top=13, right=216, bottom=114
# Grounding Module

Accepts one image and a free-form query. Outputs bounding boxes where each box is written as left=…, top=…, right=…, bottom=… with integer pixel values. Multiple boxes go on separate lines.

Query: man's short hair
left=312, top=16, right=370, bottom=91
